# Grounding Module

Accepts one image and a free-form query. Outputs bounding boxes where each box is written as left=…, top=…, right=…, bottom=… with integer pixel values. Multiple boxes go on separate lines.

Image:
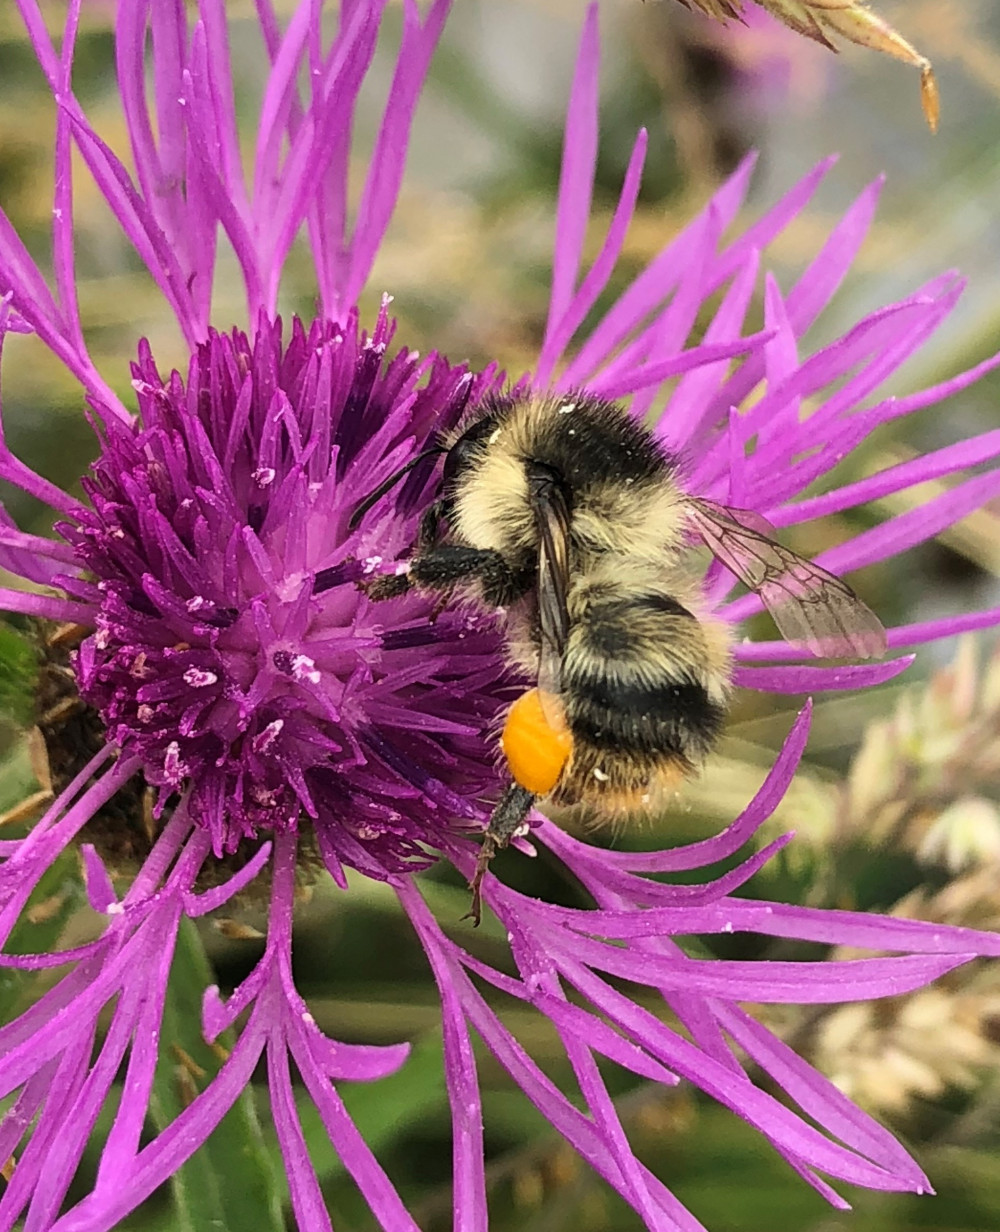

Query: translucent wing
left=686, top=498, right=887, bottom=659
left=526, top=463, right=572, bottom=724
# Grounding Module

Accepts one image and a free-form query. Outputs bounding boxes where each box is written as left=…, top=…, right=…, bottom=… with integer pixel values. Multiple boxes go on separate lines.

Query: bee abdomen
left=565, top=672, right=724, bottom=761
left=556, top=593, right=726, bottom=806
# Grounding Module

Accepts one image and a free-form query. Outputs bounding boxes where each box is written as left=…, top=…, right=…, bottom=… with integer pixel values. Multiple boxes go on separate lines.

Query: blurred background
left=2, top=2, right=1000, bottom=1229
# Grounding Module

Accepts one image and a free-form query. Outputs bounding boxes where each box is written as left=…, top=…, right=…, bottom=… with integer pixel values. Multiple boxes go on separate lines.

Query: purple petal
left=52, top=1023, right=266, bottom=1232
left=732, top=657, right=915, bottom=693
left=79, top=846, right=117, bottom=914
left=544, top=4, right=600, bottom=344
left=401, top=883, right=487, bottom=1232
left=542, top=703, right=810, bottom=874
left=269, top=1042, right=334, bottom=1232
left=774, top=429, right=1000, bottom=527
left=344, top=0, right=452, bottom=308
left=543, top=964, right=922, bottom=1193
left=540, top=128, right=646, bottom=385
left=560, top=153, right=760, bottom=387
left=718, top=1004, right=928, bottom=1186
left=547, top=933, right=972, bottom=1003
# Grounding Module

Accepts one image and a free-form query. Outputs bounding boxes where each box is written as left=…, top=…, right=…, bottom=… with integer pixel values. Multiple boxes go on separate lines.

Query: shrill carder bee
left=353, top=391, right=886, bottom=922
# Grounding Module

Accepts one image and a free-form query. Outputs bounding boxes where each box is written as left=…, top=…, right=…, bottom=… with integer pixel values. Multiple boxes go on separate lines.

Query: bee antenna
left=348, top=446, right=445, bottom=531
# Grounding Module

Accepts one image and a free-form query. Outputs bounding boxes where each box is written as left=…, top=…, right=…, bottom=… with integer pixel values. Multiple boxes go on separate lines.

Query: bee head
left=441, top=411, right=505, bottom=497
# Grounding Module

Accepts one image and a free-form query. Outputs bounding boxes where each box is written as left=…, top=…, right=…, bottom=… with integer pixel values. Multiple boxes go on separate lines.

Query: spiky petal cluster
left=62, top=309, right=501, bottom=866
left=0, top=4, right=999, bottom=1232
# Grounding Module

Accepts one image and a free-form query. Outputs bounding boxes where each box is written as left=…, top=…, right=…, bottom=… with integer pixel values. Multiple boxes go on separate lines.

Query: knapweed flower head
left=1, top=2, right=1000, bottom=1230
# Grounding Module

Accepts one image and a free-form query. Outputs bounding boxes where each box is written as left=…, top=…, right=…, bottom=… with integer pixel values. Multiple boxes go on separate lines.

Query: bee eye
left=442, top=415, right=501, bottom=491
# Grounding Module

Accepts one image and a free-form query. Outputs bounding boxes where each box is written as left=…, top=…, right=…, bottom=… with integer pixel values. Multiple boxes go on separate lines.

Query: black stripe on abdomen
left=565, top=672, right=724, bottom=761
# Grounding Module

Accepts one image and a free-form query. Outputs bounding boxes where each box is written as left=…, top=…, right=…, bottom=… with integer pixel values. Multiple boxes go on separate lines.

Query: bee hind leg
left=466, top=783, right=536, bottom=926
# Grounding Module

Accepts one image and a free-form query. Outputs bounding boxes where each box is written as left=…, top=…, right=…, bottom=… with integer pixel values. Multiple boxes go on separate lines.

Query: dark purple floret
left=59, top=307, right=507, bottom=870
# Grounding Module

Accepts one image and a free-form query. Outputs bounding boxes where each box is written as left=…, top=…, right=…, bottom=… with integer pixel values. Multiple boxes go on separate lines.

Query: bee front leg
left=466, top=782, right=536, bottom=926
left=363, top=544, right=529, bottom=606
left=409, top=547, right=532, bottom=607
left=416, top=501, right=446, bottom=552
left=355, top=502, right=447, bottom=602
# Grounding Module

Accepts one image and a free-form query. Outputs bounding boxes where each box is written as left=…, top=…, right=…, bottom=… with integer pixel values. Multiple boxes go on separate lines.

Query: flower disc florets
left=61, top=306, right=506, bottom=870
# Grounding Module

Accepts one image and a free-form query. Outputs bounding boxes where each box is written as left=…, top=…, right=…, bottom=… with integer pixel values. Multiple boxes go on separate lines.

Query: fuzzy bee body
left=354, top=391, right=885, bottom=921
left=556, top=563, right=730, bottom=810
left=443, top=395, right=687, bottom=587
left=434, top=394, right=731, bottom=811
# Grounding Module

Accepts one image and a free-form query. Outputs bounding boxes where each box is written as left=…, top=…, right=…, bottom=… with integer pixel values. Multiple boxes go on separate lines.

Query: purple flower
left=0, top=3, right=998, bottom=1230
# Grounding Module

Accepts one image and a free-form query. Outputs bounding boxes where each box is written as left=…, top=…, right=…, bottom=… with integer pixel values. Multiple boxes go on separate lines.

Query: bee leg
left=409, top=547, right=532, bottom=607
left=364, top=545, right=531, bottom=608
left=354, top=502, right=446, bottom=603
left=362, top=572, right=411, bottom=601
left=466, top=782, right=536, bottom=926
left=416, top=501, right=445, bottom=551
left=427, top=592, right=452, bottom=625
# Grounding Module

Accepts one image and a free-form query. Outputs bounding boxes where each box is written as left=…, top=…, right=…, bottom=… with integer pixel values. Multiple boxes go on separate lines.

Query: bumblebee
left=353, top=392, right=885, bottom=922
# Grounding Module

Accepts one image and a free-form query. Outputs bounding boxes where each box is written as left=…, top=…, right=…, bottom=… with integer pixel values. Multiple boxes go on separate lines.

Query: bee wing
left=686, top=498, right=887, bottom=660
left=527, top=464, right=572, bottom=723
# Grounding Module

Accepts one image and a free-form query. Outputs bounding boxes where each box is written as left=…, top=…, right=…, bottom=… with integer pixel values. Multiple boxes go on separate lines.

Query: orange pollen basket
left=500, top=687, right=573, bottom=797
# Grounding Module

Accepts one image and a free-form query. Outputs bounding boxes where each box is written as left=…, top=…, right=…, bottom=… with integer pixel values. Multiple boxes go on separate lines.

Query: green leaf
left=0, top=620, right=38, bottom=727
left=147, top=916, right=285, bottom=1232
left=339, top=1028, right=447, bottom=1154
left=287, top=1028, right=448, bottom=1185
left=0, top=845, right=85, bottom=1019
left=0, top=736, right=42, bottom=813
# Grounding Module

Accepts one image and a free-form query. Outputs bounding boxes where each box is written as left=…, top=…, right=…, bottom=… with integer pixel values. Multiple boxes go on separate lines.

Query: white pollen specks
left=362, top=555, right=383, bottom=574
left=291, top=654, right=321, bottom=684
left=164, top=741, right=188, bottom=786
left=592, top=767, right=609, bottom=782
left=558, top=401, right=577, bottom=414
left=253, top=719, right=284, bottom=754
left=184, top=667, right=218, bottom=688
left=253, top=466, right=276, bottom=488
left=186, top=595, right=207, bottom=613
left=137, top=704, right=155, bottom=724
